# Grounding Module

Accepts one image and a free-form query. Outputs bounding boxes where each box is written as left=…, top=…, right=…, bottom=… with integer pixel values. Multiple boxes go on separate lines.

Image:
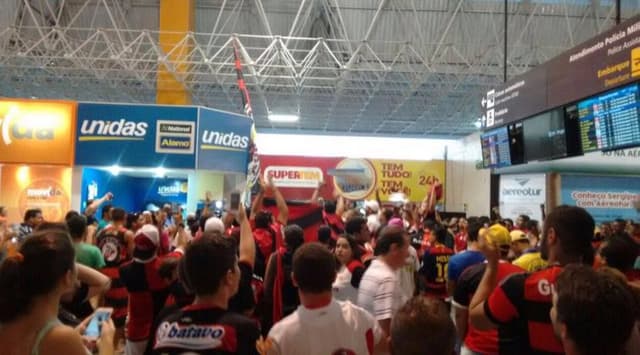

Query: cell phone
left=84, top=307, right=113, bottom=340
left=229, top=192, right=241, bottom=212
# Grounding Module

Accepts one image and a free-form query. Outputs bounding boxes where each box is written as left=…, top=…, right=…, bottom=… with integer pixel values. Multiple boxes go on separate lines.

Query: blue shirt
left=447, top=250, right=485, bottom=282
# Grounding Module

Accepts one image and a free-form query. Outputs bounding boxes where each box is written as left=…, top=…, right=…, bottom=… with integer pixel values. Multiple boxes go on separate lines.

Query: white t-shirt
left=333, top=265, right=359, bottom=304
left=357, top=259, right=403, bottom=321
left=266, top=299, right=383, bottom=355
left=397, top=246, right=419, bottom=301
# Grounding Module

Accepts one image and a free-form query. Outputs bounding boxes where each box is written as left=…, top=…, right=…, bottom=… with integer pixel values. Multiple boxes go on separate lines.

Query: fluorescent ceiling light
left=268, top=113, right=299, bottom=122
left=109, top=165, right=121, bottom=176
left=154, top=167, right=167, bottom=178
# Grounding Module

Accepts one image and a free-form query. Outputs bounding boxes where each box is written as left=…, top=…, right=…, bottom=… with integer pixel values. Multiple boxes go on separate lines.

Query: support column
left=157, top=0, right=194, bottom=105
left=187, top=171, right=224, bottom=214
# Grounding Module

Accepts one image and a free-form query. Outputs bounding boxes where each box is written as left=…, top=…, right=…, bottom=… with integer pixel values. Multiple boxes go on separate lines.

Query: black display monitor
left=481, top=126, right=518, bottom=168
left=523, top=108, right=572, bottom=161
left=508, top=122, right=525, bottom=165
left=563, top=104, right=585, bottom=158
left=578, top=83, right=640, bottom=152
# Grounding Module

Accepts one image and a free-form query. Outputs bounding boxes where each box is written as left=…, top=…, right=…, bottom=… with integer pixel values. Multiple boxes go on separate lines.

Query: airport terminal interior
left=1, top=1, right=640, bottom=355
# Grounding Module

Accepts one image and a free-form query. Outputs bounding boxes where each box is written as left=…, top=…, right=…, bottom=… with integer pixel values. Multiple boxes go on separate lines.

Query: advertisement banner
left=561, top=174, right=640, bottom=223
left=196, top=107, right=252, bottom=174
left=260, top=155, right=445, bottom=202
left=76, top=103, right=197, bottom=168
left=0, top=165, right=72, bottom=223
left=0, top=99, right=75, bottom=165
left=499, top=174, right=546, bottom=222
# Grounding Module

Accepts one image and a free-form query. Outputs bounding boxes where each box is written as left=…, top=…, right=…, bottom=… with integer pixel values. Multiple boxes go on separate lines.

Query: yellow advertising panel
left=332, top=158, right=445, bottom=202
left=0, top=165, right=72, bottom=223
left=371, top=159, right=445, bottom=202
left=0, top=99, right=76, bottom=165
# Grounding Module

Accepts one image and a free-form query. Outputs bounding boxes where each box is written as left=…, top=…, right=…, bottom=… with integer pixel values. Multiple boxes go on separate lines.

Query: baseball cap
left=510, top=230, right=528, bottom=243
left=485, top=224, right=511, bottom=248
left=204, top=217, right=225, bottom=234
left=134, top=224, right=159, bottom=252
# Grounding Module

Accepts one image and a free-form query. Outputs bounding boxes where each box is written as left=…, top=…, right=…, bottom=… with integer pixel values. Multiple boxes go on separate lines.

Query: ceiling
left=1, top=0, right=639, bottom=137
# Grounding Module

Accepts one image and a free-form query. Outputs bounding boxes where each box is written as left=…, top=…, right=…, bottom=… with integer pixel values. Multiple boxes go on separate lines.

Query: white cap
left=364, top=200, right=380, bottom=213
left=367, top=214, right=381, bottom=234
left=134, top=224, right=160, bottom=251
left=204, top=217, right=225, bottom=234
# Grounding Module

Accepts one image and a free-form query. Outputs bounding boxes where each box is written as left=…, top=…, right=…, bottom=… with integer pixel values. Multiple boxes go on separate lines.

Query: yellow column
left=157, top=0, right=194, bottom=105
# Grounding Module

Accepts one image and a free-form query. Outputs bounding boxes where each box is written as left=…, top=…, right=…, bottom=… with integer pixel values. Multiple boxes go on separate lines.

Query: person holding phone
left=0, top=229, right=115, bottom=355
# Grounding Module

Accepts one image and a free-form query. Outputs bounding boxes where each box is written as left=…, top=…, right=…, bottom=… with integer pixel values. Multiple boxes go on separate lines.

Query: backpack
left=96, top=226, right=129, bottom=267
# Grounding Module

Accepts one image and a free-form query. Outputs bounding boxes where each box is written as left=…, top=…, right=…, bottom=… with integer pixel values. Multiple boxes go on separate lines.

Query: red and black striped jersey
left=484, top=265, right=564, bottom=355
left=453, top=261, right=525, bottom=354
left=151, top=304, right=260, bottom=355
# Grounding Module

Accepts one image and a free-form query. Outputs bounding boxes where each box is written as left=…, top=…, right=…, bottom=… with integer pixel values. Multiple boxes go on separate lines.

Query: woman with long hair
left=0, top=230, right=114, bottom=355
left=332, top=234, right=365, bottom=304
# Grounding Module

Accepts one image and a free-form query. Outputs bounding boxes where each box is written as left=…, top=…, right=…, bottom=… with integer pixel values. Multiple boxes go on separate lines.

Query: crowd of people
left=0, top=179, right=639, bottom=355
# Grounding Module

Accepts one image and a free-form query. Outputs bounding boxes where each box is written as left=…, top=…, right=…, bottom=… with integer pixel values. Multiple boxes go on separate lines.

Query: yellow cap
left=486, top=224, right=512, bottom=247
left=510, top=230, right=528, bottom=242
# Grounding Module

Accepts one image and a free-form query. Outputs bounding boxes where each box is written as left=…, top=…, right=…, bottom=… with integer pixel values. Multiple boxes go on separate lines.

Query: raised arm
left=469, top=236, right=501, bottom=331
left=419, top=186, right=433, bottom=216
left=307, top=181, right=322, bottom=206
left=201, top=191, right=213, bottom=218
left=76, top=263, right=111, bottom=299
left=250, top=181, right=266, bottom=220
left=335, top=194, right=346, bottom=218
left=84, top=192, right=113, bottom=216
left=268, top=177, right=289, bottom=225
left=237, top=206, right=256, bottom=268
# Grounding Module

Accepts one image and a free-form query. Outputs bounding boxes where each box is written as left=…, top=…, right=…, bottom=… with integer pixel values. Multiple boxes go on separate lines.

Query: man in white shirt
left=357, top=226, right=410, bottom=336
left=265, top=243, right=386, bottom=355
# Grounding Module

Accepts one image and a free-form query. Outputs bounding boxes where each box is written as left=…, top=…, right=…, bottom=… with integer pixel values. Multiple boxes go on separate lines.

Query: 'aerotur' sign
left=499, top=174, right=546, bottom=221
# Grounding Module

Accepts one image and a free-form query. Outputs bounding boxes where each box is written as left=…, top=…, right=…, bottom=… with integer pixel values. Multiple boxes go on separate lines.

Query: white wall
left=446, top=132, right=491, bottom=216
left=255, top=133, right=455, bottom=160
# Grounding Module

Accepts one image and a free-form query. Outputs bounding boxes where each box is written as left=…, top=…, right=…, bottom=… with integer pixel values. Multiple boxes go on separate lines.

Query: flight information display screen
left=578, top=83, right=640, bottom=152
left=481, top=126, right=512, bottom=168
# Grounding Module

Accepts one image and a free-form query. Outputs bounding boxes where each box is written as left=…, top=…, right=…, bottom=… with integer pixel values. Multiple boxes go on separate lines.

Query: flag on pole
left=233, top=39, right=253, bottom=118
left=233, top=38, right=261, bottom=199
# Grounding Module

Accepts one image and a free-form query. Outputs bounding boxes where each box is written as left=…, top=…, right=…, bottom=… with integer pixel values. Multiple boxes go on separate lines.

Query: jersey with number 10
left=420, top=245, right=454, bottom=299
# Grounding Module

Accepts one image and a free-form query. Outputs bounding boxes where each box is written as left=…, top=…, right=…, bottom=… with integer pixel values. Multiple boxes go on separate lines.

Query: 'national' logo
left=0, top=106, right=55, bottom=145
left=79, top=119, right=147, bottom=141
left=201, top=130, right=249, bottom=152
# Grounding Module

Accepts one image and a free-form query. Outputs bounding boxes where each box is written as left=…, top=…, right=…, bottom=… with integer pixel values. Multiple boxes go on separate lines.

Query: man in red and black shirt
left=150, top=232, right=260, bottom=354
left=452, top=224, right=524, bottom=354
left=345, top=216, right=373, bottom=265
left=250, top=176, right=288, bottom=278
left=420, top=223, right=454, bottom=300
left=96, top=207, right=134, bottom=345
left=119, top=224, right=169, bottom=355
left=470, top=205, right=595, bottom=355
